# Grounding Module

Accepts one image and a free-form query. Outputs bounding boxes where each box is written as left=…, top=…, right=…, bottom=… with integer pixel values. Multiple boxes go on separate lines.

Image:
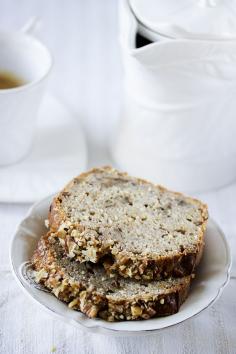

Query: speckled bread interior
left=48, top=166, right=208, bottom=280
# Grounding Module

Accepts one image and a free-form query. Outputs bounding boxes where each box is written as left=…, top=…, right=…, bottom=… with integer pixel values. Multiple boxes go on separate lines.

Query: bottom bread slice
left=32, top=234, right=192, bottom=321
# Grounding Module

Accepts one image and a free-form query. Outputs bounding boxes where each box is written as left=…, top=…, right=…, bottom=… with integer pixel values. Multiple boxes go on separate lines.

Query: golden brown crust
left=48, top=166, right=208, bottom=280
left=32, top=234, right=191, bottom=321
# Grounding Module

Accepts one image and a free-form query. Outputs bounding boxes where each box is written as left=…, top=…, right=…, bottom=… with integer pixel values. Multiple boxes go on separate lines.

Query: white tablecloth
left=0, top=1, right=235, bottom=353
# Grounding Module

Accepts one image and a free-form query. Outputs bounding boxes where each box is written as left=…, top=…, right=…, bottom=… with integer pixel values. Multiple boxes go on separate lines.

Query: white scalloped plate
left=10, top=195, right=231, bottom=336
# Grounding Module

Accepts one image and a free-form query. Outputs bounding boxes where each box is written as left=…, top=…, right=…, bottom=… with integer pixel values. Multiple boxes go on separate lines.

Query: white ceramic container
left=112, top=0, right=236, bottom=192
left=0, top=26, right=52, bottom=165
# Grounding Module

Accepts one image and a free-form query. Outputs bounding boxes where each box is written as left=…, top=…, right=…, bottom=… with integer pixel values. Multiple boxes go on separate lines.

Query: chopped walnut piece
left=131, top=305, right=142, bottom=317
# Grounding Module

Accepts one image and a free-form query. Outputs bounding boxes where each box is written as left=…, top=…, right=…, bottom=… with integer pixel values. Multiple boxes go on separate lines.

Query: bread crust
left=32, top=234, right=191, bottom=321
left=48, top=166, right=208, bottom=280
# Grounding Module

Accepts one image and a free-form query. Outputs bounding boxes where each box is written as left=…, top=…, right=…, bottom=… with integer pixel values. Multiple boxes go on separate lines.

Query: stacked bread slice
left=32, top=166, right=208, bottom=321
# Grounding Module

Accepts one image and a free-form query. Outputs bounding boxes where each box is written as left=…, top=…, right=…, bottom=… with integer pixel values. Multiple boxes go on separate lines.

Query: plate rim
left=10, top=195, right=232, bottom=336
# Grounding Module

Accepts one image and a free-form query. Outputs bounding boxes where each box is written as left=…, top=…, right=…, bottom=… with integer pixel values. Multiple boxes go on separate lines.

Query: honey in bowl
left=0, top=71, right=26, bottom=89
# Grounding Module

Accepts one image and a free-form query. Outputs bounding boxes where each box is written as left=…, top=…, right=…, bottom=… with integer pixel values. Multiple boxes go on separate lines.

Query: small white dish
left=10, top=195, right=231, bottom=336
left=0, top=94, right=87, bottom=203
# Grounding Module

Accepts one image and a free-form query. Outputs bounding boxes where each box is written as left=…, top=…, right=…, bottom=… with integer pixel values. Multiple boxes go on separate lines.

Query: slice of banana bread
left=32, top=234, right=191, bottom=321
left=48, top=166, right=208, bottom=280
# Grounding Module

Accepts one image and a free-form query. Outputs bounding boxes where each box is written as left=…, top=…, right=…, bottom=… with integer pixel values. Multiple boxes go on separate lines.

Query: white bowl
left=10, top=195, right=231, bottom=336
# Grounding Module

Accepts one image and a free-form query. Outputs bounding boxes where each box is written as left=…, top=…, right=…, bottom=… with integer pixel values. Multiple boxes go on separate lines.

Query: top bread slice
left=48, top=166, right=208, bottom=280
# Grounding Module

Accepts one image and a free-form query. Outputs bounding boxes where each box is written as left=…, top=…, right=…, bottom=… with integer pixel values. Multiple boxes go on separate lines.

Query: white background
left=0, top=1, right=235, bottom=353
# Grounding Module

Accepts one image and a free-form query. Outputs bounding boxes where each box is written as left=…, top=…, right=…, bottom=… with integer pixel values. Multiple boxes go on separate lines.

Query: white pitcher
left=112, top=0, right=236, bottom=192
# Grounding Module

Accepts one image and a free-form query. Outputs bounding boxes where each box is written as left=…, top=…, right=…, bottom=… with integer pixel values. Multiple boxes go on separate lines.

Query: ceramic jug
left=112, top=0, right=236, bottom=192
